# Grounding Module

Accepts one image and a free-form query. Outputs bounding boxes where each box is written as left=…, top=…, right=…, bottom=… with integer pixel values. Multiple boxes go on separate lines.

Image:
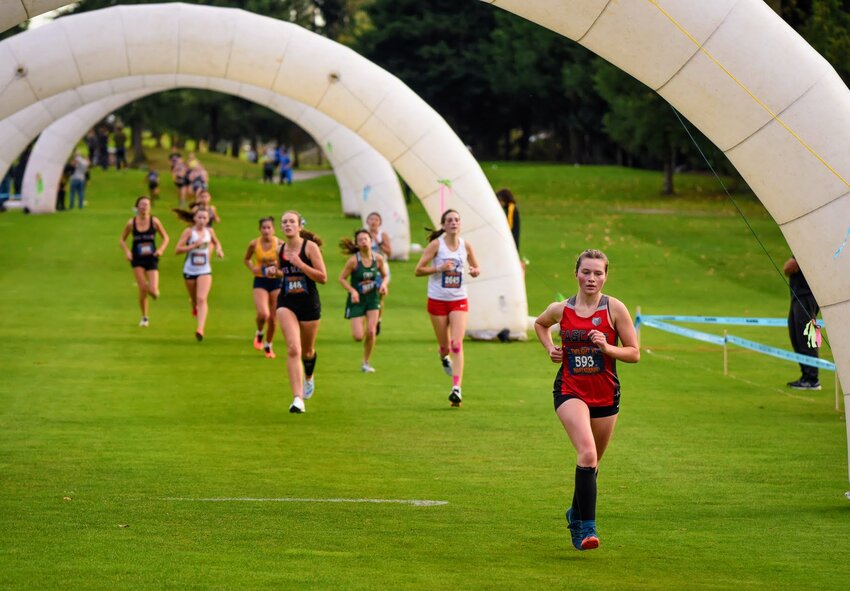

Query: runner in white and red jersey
left=414, top=209, right=480, bottom=407
left=535, top=249, right=639, bottom=552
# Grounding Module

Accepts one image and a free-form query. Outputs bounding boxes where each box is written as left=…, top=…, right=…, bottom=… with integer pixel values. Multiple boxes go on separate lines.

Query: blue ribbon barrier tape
left=639, top=318, right=727, bottom=346
left=636, top=315, right=825, bottom=328
left=725, top=335, right=835, bottom=371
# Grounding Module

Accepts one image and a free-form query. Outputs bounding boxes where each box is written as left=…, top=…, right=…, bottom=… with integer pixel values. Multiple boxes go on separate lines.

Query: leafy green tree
left=483, top=13, right=570, bottom=160
left=798, top=0, right=850, bottom=84
left=56, top=0, right=355, bottom=164
left=355, top=0, right=503, bottom=157
left=593, top=61, right=687, bottom=194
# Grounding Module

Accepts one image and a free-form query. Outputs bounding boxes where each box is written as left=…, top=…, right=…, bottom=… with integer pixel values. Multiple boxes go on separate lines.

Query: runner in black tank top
left=274, top=211, right=328, bottom=414
left=119, top=196, right=170, bottom=327
left=276, top=239, right=321, bottom=320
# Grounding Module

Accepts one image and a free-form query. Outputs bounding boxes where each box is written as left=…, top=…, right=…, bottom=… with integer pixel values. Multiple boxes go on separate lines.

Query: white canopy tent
left=0, top=3, right=526, bottom=337
left=12, top=75, right=412, bottom=259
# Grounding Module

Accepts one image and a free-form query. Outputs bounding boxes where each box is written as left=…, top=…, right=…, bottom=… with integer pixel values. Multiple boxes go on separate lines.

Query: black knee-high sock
left=574, top=465, right=597, bottom=521
left=302, top=353, right=317, bottom=378
left=570, top=467, right=598, bottom=517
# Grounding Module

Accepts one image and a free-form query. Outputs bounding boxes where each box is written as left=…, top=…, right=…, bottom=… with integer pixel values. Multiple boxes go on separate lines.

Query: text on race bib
left=441, top=270, right=463, bottom=289
left=359, top=279, right=375, bottom=294
left=566, top=346, right=604, bottom=376
left=191, top=252, right=207, bottom=266
left=137, top=242, right=154, bottom=256
left=285, top=274, right=307, bottom=295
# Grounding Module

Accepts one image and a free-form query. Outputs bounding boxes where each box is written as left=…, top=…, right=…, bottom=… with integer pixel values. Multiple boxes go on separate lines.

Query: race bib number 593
left=566, top=346, right=603, bottom=375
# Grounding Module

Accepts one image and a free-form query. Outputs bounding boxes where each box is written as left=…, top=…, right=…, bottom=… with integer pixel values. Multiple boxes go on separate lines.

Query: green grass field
left=1, top=157, right=847, bottom=590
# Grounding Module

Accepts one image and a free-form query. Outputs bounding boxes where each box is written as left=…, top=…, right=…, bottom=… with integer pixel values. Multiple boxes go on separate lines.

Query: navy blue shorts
left=253, top=276, right=281, bottom=292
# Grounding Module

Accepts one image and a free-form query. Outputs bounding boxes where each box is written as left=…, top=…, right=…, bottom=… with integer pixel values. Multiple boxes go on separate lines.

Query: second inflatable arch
left=0, top=3, right=527, bottom=336
left=14, top=75, right=411, bottom=259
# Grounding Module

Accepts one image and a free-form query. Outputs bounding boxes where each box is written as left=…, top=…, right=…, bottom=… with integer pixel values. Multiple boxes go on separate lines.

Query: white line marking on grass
left=162, top=497, right=448, bottom=507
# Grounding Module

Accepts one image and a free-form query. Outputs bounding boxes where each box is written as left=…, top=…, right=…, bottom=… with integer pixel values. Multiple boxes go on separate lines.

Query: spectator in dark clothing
left=783, top=256, right=821, bottom=390
left=496, top=188, right=520, bottom=250
left=114, top=126, right=127, bottom=170
left=96, top=127, right=109, bottom=170
left=85, top=130, right=98, bottom=163
left=12, top=148, right=30, bottom=196
left=1, top=169, right=12, bottom=203
left=56, top=162, right=75, bottom=211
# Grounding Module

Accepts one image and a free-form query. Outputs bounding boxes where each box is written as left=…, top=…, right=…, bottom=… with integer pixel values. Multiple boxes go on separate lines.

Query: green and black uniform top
left=348, top=252, right=380, bottom=304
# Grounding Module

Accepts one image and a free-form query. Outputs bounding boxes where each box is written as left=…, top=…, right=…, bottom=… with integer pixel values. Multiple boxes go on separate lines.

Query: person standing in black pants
left=783, top=256, right=821, bottom=390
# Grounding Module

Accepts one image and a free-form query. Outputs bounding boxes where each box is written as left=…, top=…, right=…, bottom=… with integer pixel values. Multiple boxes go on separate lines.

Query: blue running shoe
left=565, top=508, right=583, bottom=550
left=303, top=377, right=315, bottom=400
left=579, top=519, right=600, bottom=550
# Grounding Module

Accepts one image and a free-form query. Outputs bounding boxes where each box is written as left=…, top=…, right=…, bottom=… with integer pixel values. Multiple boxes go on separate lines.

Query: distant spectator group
left=261, top=144, right=293, bottom=185
left=84, top=122, right=128, bottom=172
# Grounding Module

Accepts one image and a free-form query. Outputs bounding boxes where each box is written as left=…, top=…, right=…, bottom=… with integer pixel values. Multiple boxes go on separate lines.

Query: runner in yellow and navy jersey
left=243, top=217, right=282, bottom=359
left=339, top=229, right=389, bottom=373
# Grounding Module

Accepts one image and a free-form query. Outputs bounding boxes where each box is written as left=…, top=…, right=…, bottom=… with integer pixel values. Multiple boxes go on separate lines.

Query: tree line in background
left=8, top=0, right=850, bottom=193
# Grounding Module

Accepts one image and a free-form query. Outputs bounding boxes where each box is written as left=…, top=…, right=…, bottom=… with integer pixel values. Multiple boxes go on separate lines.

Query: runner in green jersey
left=339, top=229, right=390, bottom=373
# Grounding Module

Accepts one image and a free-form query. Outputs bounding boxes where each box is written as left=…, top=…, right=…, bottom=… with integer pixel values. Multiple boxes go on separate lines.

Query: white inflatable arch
left=11, top=75, right=412, bottom=259
left=482, top=0, right=850, bottom=476
left=0, top=2, right=526, bottom=337
left=0, top=1, right=61, bottom=33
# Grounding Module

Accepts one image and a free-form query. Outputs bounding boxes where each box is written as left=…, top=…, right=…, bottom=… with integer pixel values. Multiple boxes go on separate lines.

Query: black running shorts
left=553, top=390, right=620, bottom=418
left=132, top=256, right=159, bottom=271
left=277, top=295, right=321, bottom=322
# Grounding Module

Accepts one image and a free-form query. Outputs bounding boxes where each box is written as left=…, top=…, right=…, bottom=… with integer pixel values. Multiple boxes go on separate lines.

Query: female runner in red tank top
left=534, top=249, right=639, bottom=552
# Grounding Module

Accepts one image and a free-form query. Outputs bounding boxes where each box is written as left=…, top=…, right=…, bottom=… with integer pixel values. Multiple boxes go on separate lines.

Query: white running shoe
left=449, top=386, right=462, bottom=407
left=361, top=362, right=376, bottom=373
left=441, top=355, right=453, bottom=376
left=303, top=377, right=315, bottom=399
left=139, top=316, right=149, bottom=327
left=289, top=396, right=305, bottom=414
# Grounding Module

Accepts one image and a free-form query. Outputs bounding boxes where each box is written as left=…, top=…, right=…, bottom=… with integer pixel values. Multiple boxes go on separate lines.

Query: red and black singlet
left=553, top=295, right=620, bottom=407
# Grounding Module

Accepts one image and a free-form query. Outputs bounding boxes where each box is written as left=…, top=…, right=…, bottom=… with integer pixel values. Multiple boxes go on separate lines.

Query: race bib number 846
left=285, top=274, right=307, bottom=295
